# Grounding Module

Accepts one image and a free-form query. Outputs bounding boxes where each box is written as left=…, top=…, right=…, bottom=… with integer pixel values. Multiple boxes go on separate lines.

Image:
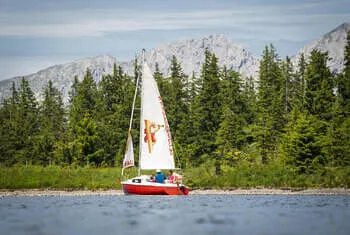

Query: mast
left=138, top=49, right=146, bottom=176
left=127, top=58, right=141, bottom=137
left=121, top=54, right=141, bottom=176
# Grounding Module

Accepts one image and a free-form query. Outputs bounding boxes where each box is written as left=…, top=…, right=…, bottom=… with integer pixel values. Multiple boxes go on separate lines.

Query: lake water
left=0, top=195, right=349, bottom=235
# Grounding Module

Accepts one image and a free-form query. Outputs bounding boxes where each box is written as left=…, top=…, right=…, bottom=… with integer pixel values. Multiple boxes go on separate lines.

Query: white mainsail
left=140, top=63, right=175, bottom=170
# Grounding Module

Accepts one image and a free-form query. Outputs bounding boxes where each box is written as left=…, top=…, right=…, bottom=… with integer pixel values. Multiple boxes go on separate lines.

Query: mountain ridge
left=0, top=23, right=348, bottom=104
left=292, top=23, right=349, bottom=74
left=0, top=34, right=261, bottom=104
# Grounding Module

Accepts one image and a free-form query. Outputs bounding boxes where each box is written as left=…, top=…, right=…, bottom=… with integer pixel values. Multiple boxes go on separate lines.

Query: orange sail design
left=144, top=119, right=163, bottom=153
left=144, top=120, right=152, bottom=153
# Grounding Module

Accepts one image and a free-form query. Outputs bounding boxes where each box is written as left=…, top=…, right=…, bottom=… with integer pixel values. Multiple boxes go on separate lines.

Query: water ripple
left=0, top=195, right=349, bottom=235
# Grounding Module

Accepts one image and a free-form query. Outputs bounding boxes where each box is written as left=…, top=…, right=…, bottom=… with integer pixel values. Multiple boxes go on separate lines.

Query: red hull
left=122, top=183, right=189, bottom=195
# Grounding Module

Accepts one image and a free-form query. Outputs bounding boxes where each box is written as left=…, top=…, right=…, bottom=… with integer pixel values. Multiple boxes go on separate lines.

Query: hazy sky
left=0, top=0, right=349, bottom=80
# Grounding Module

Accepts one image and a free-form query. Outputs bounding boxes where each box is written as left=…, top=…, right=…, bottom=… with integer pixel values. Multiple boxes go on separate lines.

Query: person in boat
left=155, top=169, right=166, bottom=183
left=149, top=173, right=155, bottom=182
left=168, top=170, right=175, bottom=183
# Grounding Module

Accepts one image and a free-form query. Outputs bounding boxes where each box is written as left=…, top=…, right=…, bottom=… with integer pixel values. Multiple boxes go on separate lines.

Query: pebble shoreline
left=0, top=188, right=349, bottom=197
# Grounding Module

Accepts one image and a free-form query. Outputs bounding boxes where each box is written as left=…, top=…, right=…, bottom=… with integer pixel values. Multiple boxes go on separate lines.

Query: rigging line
left=122, top=53, right=141, bottom=177
left=172, top=139, right=182, bottom=170
left=138, top=48, right=146, bottom=177
left=128, top=61, right=141, bottom=132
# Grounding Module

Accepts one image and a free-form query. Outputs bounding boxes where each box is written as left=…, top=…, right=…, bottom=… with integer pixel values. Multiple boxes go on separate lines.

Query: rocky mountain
left=0, top=54, right=121, bottom=104
left=292, top=23, right=349, bottom=73
left=0, top=23, right=348, bottom=105
left=144, top=34, right=259, bottom=79
left=0, top=34, right=259, bottom=105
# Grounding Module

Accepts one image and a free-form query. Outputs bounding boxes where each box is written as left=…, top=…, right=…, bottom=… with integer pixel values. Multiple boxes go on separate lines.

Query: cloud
left=0, top=1, right=348, bottom=39
left=0, top=0, right=349, bottom=79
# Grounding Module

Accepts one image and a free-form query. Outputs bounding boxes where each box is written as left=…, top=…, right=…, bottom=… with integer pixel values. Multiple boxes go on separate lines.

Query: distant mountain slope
left=0, top=55, right=119, bottom=104
left=292, top=23, right=349, bottom=73
left=144, top=34, right=259, bottom=79
left=0, top=35, right=260, bottom=104
left=0, top=23, right=348, bottom=105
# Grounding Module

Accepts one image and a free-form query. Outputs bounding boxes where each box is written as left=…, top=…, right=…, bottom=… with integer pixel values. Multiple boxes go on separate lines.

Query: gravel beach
left=1, top=188, right=349, bottom=197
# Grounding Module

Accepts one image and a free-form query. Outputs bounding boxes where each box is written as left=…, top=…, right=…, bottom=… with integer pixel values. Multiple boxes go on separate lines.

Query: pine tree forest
left=1, top=34, right=350, bottom=188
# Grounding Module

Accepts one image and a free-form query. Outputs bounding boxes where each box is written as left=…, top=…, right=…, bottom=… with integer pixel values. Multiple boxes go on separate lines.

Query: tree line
left=1, top=33, right=349, bottom=178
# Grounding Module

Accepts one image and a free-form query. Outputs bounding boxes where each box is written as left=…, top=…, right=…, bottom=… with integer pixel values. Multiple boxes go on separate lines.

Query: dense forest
left=1, top=33, right=349, bottom=187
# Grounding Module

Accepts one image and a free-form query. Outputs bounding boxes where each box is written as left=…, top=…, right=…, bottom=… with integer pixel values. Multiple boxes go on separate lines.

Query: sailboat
left=121, top=52, right=190, bottom=195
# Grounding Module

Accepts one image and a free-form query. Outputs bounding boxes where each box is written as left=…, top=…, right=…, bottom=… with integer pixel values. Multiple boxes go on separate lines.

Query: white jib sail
left=140, top=63, right=175, bottom=170
left=122, top=132, right=134, bottom=175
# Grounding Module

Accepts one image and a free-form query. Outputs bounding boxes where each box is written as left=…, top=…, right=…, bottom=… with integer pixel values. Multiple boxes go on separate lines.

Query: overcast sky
left=0, top=0, right=349, bottom=80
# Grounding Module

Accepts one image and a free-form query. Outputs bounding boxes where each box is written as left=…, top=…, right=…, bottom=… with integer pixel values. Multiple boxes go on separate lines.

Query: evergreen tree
left=215, top=67, right=246, bottom=165
left=304, top=50, right=334, bottom=121
left=166, top=56, right=189, bottom=141
left=0, top=82, right=20, bottom=165
left=295, top=53, right=307, bottom=111
left=35, top=80, right=65, bottom=166
left=176, top=71, right=201, bottom=167
left=281, top=56, right=296, bottom=113
left=242, top=75, right=257, bottom=125
left=280, top=112, right=326, bottom=173
left=239, top=75, right=258, bottom=161
left=330, top=116, right=350, bottom=166
left=69, top=76, right=79, bottom=103
left=292, top=50, right=334, bottom=169
left=154, top=62, right=165, bottom=91
left=15, top=78, right=39, bottom=164
left=69, top=69, right=98, bottom=138
left=41, top=80, right=65, bottom=135
left=256, top=45, right=285, bottom=163
left=71, top=113, right=101, bottom=166
left=337, top=31, right=350, bottom=117
left=331, top=31, right=350, bottom=167
left=67, top=69, right=100, bottom=165
left=191, top=49, right=222, bottom=164
left=97, top=65, right=136, bottom=166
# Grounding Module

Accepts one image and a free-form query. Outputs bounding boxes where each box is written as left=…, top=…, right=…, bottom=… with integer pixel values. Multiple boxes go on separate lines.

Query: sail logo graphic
left=144, top=120, right=164, bottom=153
left=123, top=160, right=134, bottom=167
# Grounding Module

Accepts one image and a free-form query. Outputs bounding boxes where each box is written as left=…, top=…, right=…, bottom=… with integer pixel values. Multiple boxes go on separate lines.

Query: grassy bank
left=184, top=164, right=350, bottom=189
left=0, top=166, right=122, bottom=190
left=1, top=165, right=349, bottom=190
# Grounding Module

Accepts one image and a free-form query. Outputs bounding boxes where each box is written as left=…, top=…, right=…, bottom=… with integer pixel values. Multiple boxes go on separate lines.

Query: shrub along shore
left=1, top=165, right=349, bottom=192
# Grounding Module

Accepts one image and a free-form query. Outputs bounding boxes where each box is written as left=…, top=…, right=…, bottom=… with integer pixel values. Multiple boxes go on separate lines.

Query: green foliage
left=304, top=50, right=334, bottom=120
left=96, top=65, right=136, bottom=167
left=1, top=41, right=349, bottom=189
left=35, top=80, right=65, bottom=166
left=190, top=50, right=222, bottom=163
left=0, top=165, right=121, bottom=189
left=0, top=165, right=348, bottom=190
left=184, top=164, right=349, bottom=189
left=337, top=31, right=350, bottom=117
left=216, top=68, right=247, bottom=160
left=69, top=68, right=98, bottom=131
left=295, top=53, right=307, bottom=111
left=281, top=56, right=297, bottom=113
left=280, top=112, right=328, bottom=173
left=0, top=78, right=39, bottom=165
left=256, top=45, right=285, bottom=163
